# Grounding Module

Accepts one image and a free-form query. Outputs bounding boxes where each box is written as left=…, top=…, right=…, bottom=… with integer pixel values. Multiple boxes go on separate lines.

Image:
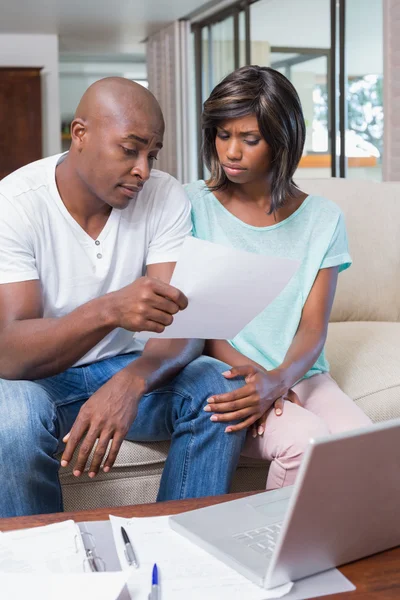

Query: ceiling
left=0, top=0, right=214, bottom=56
left=0, top=0, right=382, bottom=73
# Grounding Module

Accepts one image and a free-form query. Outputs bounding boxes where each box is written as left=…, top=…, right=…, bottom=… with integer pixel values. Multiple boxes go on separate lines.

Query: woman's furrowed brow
left=217, top=126, right=260, bottom=135
left=240, top=129, right=261, bottom=135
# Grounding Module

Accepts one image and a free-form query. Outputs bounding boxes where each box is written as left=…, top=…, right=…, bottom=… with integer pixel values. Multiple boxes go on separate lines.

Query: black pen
left=121, top=526, right=139, bottom=568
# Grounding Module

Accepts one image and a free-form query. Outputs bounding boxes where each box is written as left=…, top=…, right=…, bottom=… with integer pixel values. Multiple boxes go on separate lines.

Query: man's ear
left=70, top=118, right=87, bottom=152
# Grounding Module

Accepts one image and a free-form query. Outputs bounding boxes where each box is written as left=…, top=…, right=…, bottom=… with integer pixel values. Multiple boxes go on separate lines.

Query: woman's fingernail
left=88, top=472, right=96, bottom=479
left=60, top=460, right=68, bottom=467
left=276, top=409, right=282, bottom=416
left=225, top=427, right=232, bottom=433
left=210, top=415, right=218, bottom=422
left=207, top=397, right=214, bottom=403
left=258, top=426, right=264, bottom=435
left=252, top=430, right=257, bottom=438
left=73, top=470, right=81, bottom=477
left=103, top=466, right=110, bottom=473
left=222, top=371, right=230, bottom=376
left=203, top=405, right=211, bottom=412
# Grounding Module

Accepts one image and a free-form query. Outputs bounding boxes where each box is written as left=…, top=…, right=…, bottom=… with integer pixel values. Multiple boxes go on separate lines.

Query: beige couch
left=60, top=178, right=400, bottom=510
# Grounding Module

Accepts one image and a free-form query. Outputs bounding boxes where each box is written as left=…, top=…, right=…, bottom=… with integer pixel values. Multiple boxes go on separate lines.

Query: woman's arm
left=205, top=267, right=339, bottom=432
left=275, top=266, right=338, bottom=389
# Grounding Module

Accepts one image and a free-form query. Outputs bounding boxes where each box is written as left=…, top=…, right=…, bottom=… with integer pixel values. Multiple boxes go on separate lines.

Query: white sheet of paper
left=0, top=572, right=128, bottom=600
left=0, top=521, right=87, bottom=574
left=139, top=237, right=299, bottom=340
left=109, top=514, right=292, bottom=599
left=284, top=568, right=355, bottom=599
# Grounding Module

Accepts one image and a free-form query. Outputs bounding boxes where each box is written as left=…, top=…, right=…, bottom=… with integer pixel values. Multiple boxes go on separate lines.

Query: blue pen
left=150, top=563, right=160, bottom=600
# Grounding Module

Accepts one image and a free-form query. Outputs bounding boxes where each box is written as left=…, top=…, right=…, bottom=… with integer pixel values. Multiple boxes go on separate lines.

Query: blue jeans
left=0, top=353, right=246, bottom=517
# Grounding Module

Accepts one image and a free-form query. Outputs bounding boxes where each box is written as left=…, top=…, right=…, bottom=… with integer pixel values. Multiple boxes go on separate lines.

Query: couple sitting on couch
left=0, top=67, right=370, bottom=518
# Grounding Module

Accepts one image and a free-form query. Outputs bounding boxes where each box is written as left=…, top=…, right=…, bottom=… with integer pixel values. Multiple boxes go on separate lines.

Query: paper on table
left=0, top=520, right=87, bottom=573
left=138, top=237, right=299, bottom=340
left=283, top=568, right=355, bottom=599
left=109, top=514, right=293, bottom=600
left=0, top=534, right=21, bottom=573
left=0, top=572, right=128, bottom=600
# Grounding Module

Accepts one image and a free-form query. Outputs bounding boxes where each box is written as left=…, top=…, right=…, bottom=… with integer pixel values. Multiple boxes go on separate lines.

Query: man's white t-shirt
left=0, top=154, right=192, bottom=366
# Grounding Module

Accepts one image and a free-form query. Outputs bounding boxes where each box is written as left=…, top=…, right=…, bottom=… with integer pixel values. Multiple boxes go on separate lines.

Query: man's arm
left=120, top=262, right=204, bottom=392
left=0, top=280, right=114, bottom=380
left=0, top=275, right=187, bottom=380
left=61, top=262, right=204, bottom=478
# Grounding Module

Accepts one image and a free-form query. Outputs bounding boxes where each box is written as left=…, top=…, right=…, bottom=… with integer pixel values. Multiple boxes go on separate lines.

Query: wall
left=0, top=34, right=60, bottom=157
left=383, top=0, right=400, bottom=180
left=59, top=60, right=147, bottom=123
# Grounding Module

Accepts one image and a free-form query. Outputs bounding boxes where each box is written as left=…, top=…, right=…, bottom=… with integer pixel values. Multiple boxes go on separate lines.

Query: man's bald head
left=65, top=77, right=165, bottom=211
left=74, top=77, right=164, bottom=132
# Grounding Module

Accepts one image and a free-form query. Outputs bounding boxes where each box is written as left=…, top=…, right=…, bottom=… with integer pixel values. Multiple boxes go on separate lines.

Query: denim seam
left=49, top=399, right=60, bottom=441
left=54, top=394, right=89, bottom=408
left=179, top=419, right=195, bottom=498
left=44, top=397, right=65, bottom=512
left=143, top=388, right=194, bottom=400
left=153, top=386, right=197, bottom=499
left=33, top=383, right=64, bottom=438
left=178, top=393, right=198, bottom=499
left=82, top=366, right=93, bottom=397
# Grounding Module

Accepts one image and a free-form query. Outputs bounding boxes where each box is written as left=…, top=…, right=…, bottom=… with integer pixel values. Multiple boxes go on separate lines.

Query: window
left=191, top=0, right=384, bottom=180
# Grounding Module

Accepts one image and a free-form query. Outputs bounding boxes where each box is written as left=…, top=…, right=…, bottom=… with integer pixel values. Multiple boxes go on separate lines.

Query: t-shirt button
left=95, top=240, right=100, bottom=246
left=96, top=253, right=102, bottom=259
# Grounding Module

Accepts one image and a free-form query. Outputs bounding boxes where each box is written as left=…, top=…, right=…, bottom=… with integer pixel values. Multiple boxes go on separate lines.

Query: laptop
left=170, top=418, right=400, bottom=589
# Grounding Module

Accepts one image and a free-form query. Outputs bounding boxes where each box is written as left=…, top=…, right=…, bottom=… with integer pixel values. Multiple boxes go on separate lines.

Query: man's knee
left=180, top=355, right=243, bottom=405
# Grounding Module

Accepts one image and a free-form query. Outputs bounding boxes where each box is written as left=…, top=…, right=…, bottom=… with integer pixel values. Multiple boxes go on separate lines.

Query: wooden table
left=1, top=492, right=399, bottom=599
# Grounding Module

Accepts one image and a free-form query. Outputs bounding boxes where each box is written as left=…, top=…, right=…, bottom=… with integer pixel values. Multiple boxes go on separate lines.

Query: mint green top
left=185, top=180, right=352, bottom=380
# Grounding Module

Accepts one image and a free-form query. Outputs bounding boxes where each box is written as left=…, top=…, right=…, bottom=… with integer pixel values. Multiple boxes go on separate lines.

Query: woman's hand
left=204, top=365, right=287, bottom=433
left=274, top=388, right=301, bottom=416
left=251, top=388, right=302, bottom=438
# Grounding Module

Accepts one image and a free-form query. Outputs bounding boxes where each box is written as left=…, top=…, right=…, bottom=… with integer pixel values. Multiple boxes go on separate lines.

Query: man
left=0, top=77, right=245, bottom=518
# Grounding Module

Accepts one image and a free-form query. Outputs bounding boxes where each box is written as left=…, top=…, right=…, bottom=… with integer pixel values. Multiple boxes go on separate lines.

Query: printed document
left=0, top=521, right=87, bottom=573
left=139, top=237, right=299, bottom=340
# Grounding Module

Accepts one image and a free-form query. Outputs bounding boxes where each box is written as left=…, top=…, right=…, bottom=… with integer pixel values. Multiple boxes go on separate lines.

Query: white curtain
left=383, top=0, right=400, bottom=180
left=146, top=21, right=194, bottom=183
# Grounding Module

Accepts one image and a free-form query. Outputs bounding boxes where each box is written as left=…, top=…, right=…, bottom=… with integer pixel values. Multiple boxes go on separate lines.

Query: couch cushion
left=59, top=439, right=171, bottom=484
left=296, top=179, right=400, bottom=323
left=62, top=468, right=164, bottom=509
left=59, top=444, right=268, bottom=510
left=326, top=321, right=400, bottom=421
left=61, top=455, right=268, bottom=511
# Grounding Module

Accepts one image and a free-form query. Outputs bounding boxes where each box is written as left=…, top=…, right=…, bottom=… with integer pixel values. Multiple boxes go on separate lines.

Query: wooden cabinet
left=0, top=67, right=43, bottom=180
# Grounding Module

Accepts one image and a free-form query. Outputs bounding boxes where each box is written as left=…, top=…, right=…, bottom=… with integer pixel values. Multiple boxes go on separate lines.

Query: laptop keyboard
left=232, top=523, right=283, bottom=557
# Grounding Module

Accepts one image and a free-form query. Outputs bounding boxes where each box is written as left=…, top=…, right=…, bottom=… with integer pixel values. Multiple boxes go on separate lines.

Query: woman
left=185, top=65, right=371, bottom=490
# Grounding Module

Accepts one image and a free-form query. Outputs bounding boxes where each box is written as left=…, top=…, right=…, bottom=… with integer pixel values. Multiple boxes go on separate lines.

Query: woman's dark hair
left=202, top=65, right=306, bottom=213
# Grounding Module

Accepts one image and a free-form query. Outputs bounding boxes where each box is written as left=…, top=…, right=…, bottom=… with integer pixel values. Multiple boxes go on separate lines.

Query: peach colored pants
left=242, top=373, right=371, bottom=490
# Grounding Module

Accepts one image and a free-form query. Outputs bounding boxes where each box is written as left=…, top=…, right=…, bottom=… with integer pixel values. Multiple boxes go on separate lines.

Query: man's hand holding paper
left=139, top=237, right=299, bottom=341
